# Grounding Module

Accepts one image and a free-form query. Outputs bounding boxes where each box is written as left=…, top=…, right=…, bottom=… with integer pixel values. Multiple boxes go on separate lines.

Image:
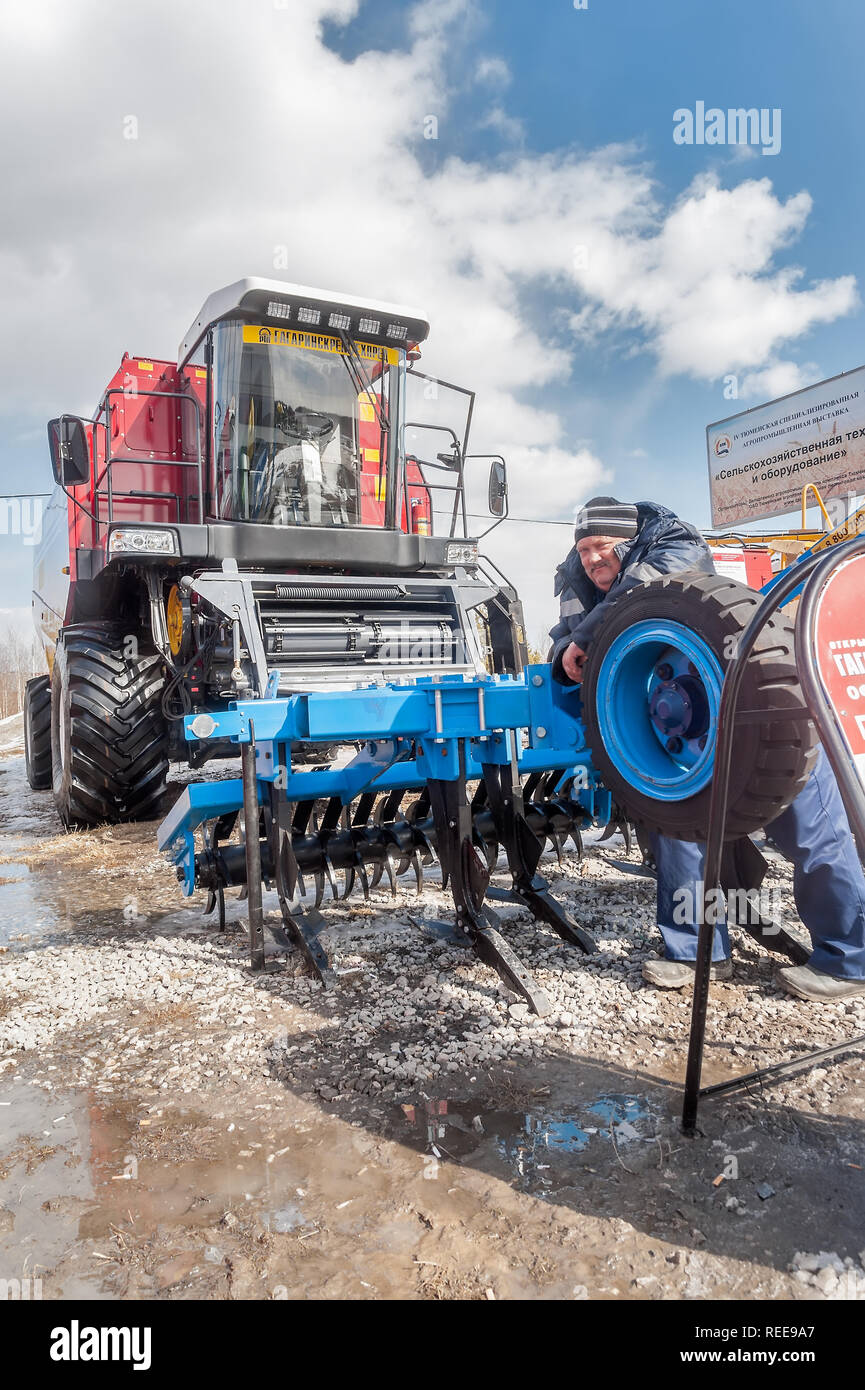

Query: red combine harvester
left=27, top=279, right=523, bottom=826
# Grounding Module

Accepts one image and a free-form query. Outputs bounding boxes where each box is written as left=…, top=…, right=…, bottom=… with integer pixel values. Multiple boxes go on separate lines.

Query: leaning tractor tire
left=581, top=571, right=817, bottom=842
left=50, top=624, right=169, bottom=828
left=24, top=674, right=52, bottom=790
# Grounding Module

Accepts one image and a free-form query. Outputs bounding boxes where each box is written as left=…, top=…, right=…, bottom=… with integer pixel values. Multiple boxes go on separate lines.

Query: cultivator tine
left=204, top=886, right=226, bottom=931
left=352, top=792, right=376, bottom=828
left=409, top=847, right=423, bottom=895
left=521, top=771, right=545, bottom=803
left=516, top=879, right=596, bottom=953
left=470, top=779, right=499, bottom=871
left=408, top=789, right=438, bottom=867
left=357, top=859, right=371, bottom=900
left=378, top=789, right=405, bottom=825
left=293, top=800, right=316, bottom=835
left=426, top=777, right=451, bottom=892
left=600, top=804, right=633, bottom=852
left=322, top=857, right=338, bottom=902
left=424, top=741, right=552, bottom=1015
left=277, top=826, right=298, bottom=903
left=474, top=916, right=552, bottom=1018
left=281, top=906, right=335, bottom=989
left=481, top=754, right=596, bottom=956
left=384, top=850, right=398, bottom=897
left=313, top=871, right=326, bottom=909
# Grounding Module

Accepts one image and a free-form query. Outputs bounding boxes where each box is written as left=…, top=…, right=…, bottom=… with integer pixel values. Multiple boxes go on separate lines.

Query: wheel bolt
left=666, top=735, right=683, bottom=754
left=655, top=662, right=673, bottom=681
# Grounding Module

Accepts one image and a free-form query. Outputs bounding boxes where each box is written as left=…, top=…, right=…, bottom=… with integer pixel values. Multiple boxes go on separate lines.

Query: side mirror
left=436, top=447, right=461, bottom=471
left=48, top=416, right=90, bottom=487
left=488, top=458, right=507, bottom=517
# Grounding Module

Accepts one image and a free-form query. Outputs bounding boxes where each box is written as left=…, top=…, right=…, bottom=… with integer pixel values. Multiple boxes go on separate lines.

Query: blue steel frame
left=157, top=665, right=610, bottom=895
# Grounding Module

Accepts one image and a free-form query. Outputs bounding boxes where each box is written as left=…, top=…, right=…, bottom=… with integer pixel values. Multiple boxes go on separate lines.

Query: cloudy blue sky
left=1, top=0, right=862, bottom=643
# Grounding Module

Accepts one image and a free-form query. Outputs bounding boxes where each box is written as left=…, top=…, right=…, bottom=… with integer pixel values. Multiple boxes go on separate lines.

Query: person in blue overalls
left=550, top=496, right=865, bottom=1001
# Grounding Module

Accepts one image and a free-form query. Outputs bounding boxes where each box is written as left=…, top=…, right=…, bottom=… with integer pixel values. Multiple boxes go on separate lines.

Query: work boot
left=776, top=964, right=865, bottom=1002
left=641, top=957, right=732, bottom=988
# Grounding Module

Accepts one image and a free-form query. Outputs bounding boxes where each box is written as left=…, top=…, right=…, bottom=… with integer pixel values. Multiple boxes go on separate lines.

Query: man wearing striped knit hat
left=549, top=495, right=865, bottom=1002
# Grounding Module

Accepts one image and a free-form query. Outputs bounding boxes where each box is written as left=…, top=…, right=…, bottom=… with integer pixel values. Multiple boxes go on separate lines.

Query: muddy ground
left=1, top=712, right=863, bottom=1301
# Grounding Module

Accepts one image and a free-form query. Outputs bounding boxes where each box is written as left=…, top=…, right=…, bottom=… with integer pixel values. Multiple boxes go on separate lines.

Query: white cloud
left=478, top=105, right=525, bottom=143
left=563, top=173, right=858, bottom=380
left=738, top=359, right=819, bottom=401
left=475, top=56, right=511, bottom=86
left=0, top=0, right=857, bottom=636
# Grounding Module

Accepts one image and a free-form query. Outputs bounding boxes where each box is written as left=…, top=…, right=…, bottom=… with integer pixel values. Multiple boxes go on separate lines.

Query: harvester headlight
left=358, top=317, right=380, bottom=335
left=109, top=528, right=178, bottom=555
left=266, top=300, right=291, bottom=319
left=446, top=542, right=478, bottom=566
left=297, top=305, right=321, bottom=326
left=328, top=311, right=352, bottom=331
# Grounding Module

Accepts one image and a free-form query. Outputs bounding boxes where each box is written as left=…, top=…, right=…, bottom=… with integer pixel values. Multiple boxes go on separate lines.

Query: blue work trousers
left=650, top=748, right=865, bottom=979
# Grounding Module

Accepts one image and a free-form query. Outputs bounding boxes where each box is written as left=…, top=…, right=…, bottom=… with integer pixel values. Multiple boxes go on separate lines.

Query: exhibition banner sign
left=706, top=367, right=865, bottom=528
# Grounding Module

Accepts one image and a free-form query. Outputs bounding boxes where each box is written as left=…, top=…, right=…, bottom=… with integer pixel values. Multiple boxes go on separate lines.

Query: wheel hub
left=595, top=621, right=724, bottom=801
left=649, top=672, right=710, bottom=741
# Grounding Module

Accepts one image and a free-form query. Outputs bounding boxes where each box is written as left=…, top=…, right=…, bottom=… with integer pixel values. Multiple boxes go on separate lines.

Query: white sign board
left=706, top=366, right=865, bottom=528
left=709, top=547, right=748, bottom=585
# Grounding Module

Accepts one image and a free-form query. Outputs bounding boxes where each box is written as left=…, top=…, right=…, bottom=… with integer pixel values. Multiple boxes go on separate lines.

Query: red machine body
left=63, top=351, right=433, bottom=581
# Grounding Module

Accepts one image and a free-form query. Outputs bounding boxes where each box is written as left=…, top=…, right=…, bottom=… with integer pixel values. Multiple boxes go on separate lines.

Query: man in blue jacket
left=550, top=495, right=865, bottom=1001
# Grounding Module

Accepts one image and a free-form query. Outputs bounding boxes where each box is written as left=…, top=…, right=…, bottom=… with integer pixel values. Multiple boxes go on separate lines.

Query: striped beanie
left=574, top=496, right=639, bottom=542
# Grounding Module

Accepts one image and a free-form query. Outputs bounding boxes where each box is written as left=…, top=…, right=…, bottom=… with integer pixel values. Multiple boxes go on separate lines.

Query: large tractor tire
left=581, top=571, right=817, bottom=841
left=50, top=624, right=169, bottom=828
left=23, top=674, right=52, bottom=790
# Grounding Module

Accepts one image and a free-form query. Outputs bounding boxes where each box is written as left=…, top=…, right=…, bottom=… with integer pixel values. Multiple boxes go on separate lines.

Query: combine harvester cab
left=29, top=278, right=817, bottom=1011
left=29, top=278, right=525, bottom=814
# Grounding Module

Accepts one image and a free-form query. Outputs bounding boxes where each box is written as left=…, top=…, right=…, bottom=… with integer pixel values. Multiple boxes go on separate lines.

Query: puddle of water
left=586, top=1093, right=649, bottom=1127
left=397, top=1091, right=658, bottom=1192
left=0, top=1077, right=338, bottom=1295
left=0, top=833, right=55, bottom=948
left=0, top=1079, right=105, bottom=1296
left=263, top=1202, right=308, bottom=1233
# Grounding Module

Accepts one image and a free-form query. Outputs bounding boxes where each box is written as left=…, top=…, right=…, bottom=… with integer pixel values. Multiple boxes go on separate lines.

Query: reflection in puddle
left=263, top=1202, right=308, bottom=1233
left=399, top=1092, right=657, bottom=1192
left=0, top=831, right=77, bottom=950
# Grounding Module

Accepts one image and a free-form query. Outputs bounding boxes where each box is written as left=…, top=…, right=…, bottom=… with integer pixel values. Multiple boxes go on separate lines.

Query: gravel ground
left=1, top=723, right=864, bottom=1301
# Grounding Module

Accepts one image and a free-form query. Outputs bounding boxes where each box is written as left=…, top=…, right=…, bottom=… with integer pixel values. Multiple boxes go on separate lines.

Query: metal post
left=682, top=552, right=828, bottom=1132
left=242, top=719, right=266, bottom=971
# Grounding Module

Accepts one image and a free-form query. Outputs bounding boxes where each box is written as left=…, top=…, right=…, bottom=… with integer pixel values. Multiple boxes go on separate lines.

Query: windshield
left=209, top=320, right=401, bottom=527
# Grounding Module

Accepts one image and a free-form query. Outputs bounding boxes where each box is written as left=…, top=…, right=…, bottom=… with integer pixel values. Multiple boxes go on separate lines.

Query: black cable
left=464, top=511, right=574, bottom=525
left=161, top=630, right=221, bottom=722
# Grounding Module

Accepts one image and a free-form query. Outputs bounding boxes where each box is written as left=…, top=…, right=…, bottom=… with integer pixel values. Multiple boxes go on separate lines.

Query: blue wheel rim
left=595, top=620, right=723, bottom=801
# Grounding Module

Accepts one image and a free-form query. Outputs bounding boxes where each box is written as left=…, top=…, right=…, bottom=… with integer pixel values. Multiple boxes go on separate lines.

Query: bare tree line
left=0, top=623, right=43, bottom=719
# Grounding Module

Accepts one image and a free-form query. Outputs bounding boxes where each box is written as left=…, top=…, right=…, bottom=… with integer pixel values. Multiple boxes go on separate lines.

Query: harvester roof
left=178, top=277, right=430, bottom=367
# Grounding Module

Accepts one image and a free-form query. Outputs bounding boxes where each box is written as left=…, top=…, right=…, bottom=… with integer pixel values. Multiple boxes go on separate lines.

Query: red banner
left=813, top=552, right=865, bottom=784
